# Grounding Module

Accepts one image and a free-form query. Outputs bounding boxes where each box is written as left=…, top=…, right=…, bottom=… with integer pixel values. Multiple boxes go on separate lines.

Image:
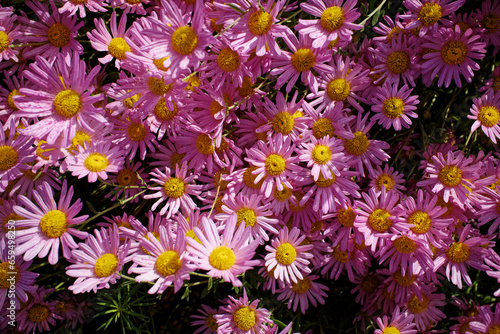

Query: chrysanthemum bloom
left=373, top=13, right=414, bottom=45
left=17, top=1, right=83, bottom=65
left=469, top=303, right=500, bottom=334
left=53, top=292, right=86, bottom=330
left=17, top=286, right=62, bottom=333
left=110, top=0, right=151, bottom=15
left=404, top=286, right=446, bottom=332
left=297, top=0, right=362, bottom=49
left=402, top=0, right=466, bottom=36
left=380, top=267, right=427, bottom=305
left=476, top=0, right=500, bottom=49
left=13, top=180, right=89, bottom=265
left=131, top=226, right=195, bottom=294
left=7, top=165, right=61, bottom=199
left=66, top=226, right=129, bottom=294
left=145, top=163, right=202, bottom=218
left=371, top=82, right=419, bottom=130
left=469, top=89, right=500, bottom=143
left=110, top=117, right=157, bottom=160
left=474, top=186, right=500, bottom=234
left=374, top=307, right=418, bottom=334
left=191, top=304, right=220, bottom=334
left=215, top=289, right=272, bottom=334
left=0, top=11, right=21, bottom=62
left=0, top=251, right=38, bottom=309
left=421, top=26, right=486, bottom=88
left=320, top=238, right=369, bottom=282
left=186, top=215, right=260, bottom=287
left=16, top=52, right=105, bottom=148
left=368, top=164, right=407, bottom=196
left=87, top=11, right=133, bottom=68
left=298, top=135, right=347, bottom=181
left=433, top=224, right=489, bottom=289
left=106, top=160, right=148, bottom=204
left=277, top=274, right=329, bottom=314
left=265, top=226, right=313, bottom=284
left=302, top=100, right=355, bottom=141
left=59, top=0, right=107, bottom=18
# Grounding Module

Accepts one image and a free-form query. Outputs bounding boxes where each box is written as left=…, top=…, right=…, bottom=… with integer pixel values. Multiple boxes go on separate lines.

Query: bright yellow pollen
left=478, top=105, right=500, bottom=127
left=312, top=118, right=335, bottom=139
left=376, top=173, right=395, bottom=191
left=438, top=165, right=463, bottom=187
left=265, top=154, right=286, bottom=175
left=163, top=177, right=185, bottom=198
left=54, top=90, right=82, bottom=118
left=148, top=77, right=172, bottom=95
left=8, top=89, right=20, bottom=110
left=315, top=173, right=336, bottom=188
left=274, top=184, right=292, bottom=201
left=236, top=207, right=257, bottom=227
left=28, top=304, right=50, bottom=323
left=291, top=48, right=315, bottom=72
left=154, top=99, right=178, bottom=121
left=338, top=208, right=355, bottom=227
left=217, top=48, right=240, bottom=72
left=312, top=145, right=331, bottom=164
left=126, top=0, right=142, bottom=3
left=418, top=3, right=442, bottom=26
left=94, top=253, right=119, bottom=277
left=0, top=263, right=19, bottom=288
left=196, top=134, right=214, bottom=155
left=84, top=153, right=109, bottom=172
left=368, top=209, right=392, bottom=232
left=36, top=140, right=53, bottom=160
left=248, top=10, right=272, bottom=35
left=387, top=51, right=410, bottom=74
left=393, top=271, right=416, bottom=286
left=116, top=168, right=137, bottom=186
left=244, top=166, right=264, bottom=189
left=383, top=97, right=405, bottom=118
left=344, top=131, right=369, bottom=156
left=69, top=131, right=91, bottom=154
left=0, top=146, right=18, bottom=171
left=275, top=242, right=297, bottom=265
left=382, top=326, right=401, bottom=334
left=327, top=78, right=350, bottom=101
left=233, top=307, right=256, bottom=331
left=153, top=57, right=169, bottom=71
left=0, top=31, right=9, bottom=53
left=108, top=37, right=130, bottom=60
left=123, top=93, right=140, bottom=108
left=127, top=123, right=147, bottom=141
left=209, top=246, right=235, bottom=270
left=47, top=23, right=70, bottom=47
left=393, top=236, right=417, bottom=253
left=155, top=250, right=181, bottom=276
left=489, top=325, right=500, bottom=334
left=408, top=211, right=431, bottom=234
left=321, top=6, right=345, bottom=31
left=272, top=112, right=295, bottom=134
left=292, top=277, right=312, bottom=293
left=408, top=294, right=429, bottom=313
left=446, top=242, right=469, bottom=262
left=441, top=41, right=467, bottom=65
left=482, top=13, right=500, bottom=33
left=40, top=210, right=67, bottom=238
left=171, top=26, right=198, bottom=55
left=185, top=75, right=201, bottom=91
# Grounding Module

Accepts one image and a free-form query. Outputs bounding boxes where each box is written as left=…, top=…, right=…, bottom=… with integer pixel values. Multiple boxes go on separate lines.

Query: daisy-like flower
left=469, top=89, right=500, bottom=143
left=476, top=0, right=500, bottom=49
left=13, top=180, right=89, bottom=265
left=374, top=307, right=418, bottom=334
left=371, top=82, right=419, bottom=131
left=0, top=10, right=21, bottom=62
left=7, top=165, right=61, bottom=199
left=298, top=135, right=347, bottom=181
left=405, top=286, right=446, bottom=332
left=296, top=0, right=362, bottom=49
left=368, top=164, right=407, bottom=196
left=421, top=26, right=486, bottom=88
left=191, top=304, right=220, bottom=334
left=186, top=214, right=260, bottom=287
left=17, top=286, right=62, bottom=333
left=110, top=0, right=151, bottom=15
left=110, top=117, right=157, bottom=160
left=0, top=251, right=38, bottom=309
left=277, top=274, right=329, bottom=314
left=215, top=289, right=272, bottom=334
left=59, top=0, right=107, bottom=18
left=130, top=226, right=195, bottom=294
left=66, top=140, right=125, bottom=183
left=474, top=186, right=500, bottom=234
left=320, top=238, right=369, bottom=282
left=66, top=225, right=129, bottom=294
left=106, top=160, right=148, bottom=204
left=87, top=11, right=132, bottom=68
left=16, top=52, right=105, bottom=148
left=469, top=303, right=500, bottom=334
left=264, top=227, right=313, bottom=284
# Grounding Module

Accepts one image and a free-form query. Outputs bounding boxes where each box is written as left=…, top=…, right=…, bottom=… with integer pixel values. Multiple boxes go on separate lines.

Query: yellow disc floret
left=368, top=209, right=392, bottom=232
left=209, top=246, right=235, bottom=270
left=376, top=173, right=396, bottom=191
left=0, top=31, right=9, bottom=53
left=8, top=89, right=20, bottom=110
left=312, top=144, right=332, bottom=165
left=236, top=207, right=257, bottom=227
left=28, top=304, right=50, bottom=323
left=441, top=41, right=467, bottom=65
left=275, top=242, right=297, bottom=265
left=265, top=154, right=286, bottom=175
left=418, top=3, right=442, bottom=26
left=54, top=90, right=82, bottom=118
left=383, top=97, right=405, bottom=118
left=84, top=153, right=109, bottom=172
left=148, top=77, right=172, bottom=95
left=409, top=211, right=431, bottom=234
left=312, top=118, right=335, bottom=139
left=217, top=48, right=240, bottom=72
left=244, top=166, right=264, bottom=189
left=386, top=51, right=410, bottom=74
left=47, top=23, right=71, bottom=48
left=292, top=277, right=312, bottom=293
left=438, top=165, right=463, bottom=187
left=156, top=250, right=181, bottom=276
left=116, top=168, right=137, bottom=186
left=393, top=236, right=417, bottom=253
left=163, top=177, right=185, bottom=198
left=327, top=78, right=350, bottom=101
left=338, top=208, right=356, bottom=227
left=233, top=307, right=256, bottom=331
left=0, top=146, right=18, bottom=171
left=196, top=134, right=214, bottom=155
left=291, top=48, right=315, bottom=72
left=382, top=326, right=401, bottom=334
left=108, top=37, right=131, bottom=60
left=127, top=123, right=147, bottom=141
left=482, top=13, right=500, bottom=34
left=408, top=294, right=429, bottom=313
left=477, top=105, right=500, bottom=127
left=40, top=210, right=67, bottom=238
left=94, top=253, right=119, bottom=277
left=248, top=10, right=272, bottom=35
left=344, top=131, right=369, bottom=156
left=171, top=26, right=198, bottom=55
left=321, top=6, right=345, bottom=31
left=446, top=242, right=469, bottom=263
left=154, top=99, right=178, bottom=121
left=0, top=263, right=19, bottom=288
left=393, top=271, right=416, bottom=287
left=272, top=112, right=295, bottom=134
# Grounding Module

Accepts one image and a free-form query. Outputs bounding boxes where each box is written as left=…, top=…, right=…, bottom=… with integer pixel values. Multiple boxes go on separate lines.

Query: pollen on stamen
left=171, top=26, right=198, bottom=55
left=478, top=105, right=500, bottom=127
left=0, top=31, right=9, bottom=53
left=209, top=246, right=235, bottom=270
left=265, top=154, right=286, bottom=175
left=163, top=177, right=185, bottom=198
left=327, top=78, right=350, bottom=101
left=84, top=153, right=109, bottom=172
left=155, top=250, right=181, bottom=276
left=344, top=132, right=369, bottom=156
left=275, top=243, right=297, bottom=265
left=0, top=145, right=18, bottom=171
left=320, top=6, right=345, bottom=32
left=94, top=253, right=119, bottom=277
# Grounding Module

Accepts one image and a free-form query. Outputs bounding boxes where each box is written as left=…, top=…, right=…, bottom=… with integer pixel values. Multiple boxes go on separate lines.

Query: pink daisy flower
left=296, top=0, right=362, bottom=49
left=298, top=135, right=347, bottom=181
left=110, top=0, right=151, bottom=15
left=404, top=286, right=446, bottom=332
left=469, top=88, right=500, bottom=143
left=476, top=0, right=500, bottom=49
left=320, top=239, right=369, bottom=282
left=105, top=159, right=148, bottom=204
left=375, top=307, right=418, bottom=334
left=7, top=165, right=61, bottom=199
left=185, top=214, right=260, bottom=287
left=59, top=0, right=107, bottom=18
left=277, top=274, right=329, bottom=314
left=110, top=117, right=157, bottom=160
left=191, top=304, right=220, bottom=334
left=474, top=186, right=500, bottom=234
left=66, top=225, right=130, bottom=294
left=469, top=303, right=500, bottom=334
left=0, top=10, right=21, bottom=62
left=368, top=164, right=407, bottom=196
left=0, top=251, right=38, bottom=309
left=131, top=226, right=195, bottom=294
left=13, top=180, right=89, bottom=265
left=17, top=286, right=62, bottom=333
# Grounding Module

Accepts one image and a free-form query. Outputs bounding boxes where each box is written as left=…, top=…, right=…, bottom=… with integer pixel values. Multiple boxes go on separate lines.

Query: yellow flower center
left=185, top=75, right=201, bottom=91
left=171, top=26, right=198, bottom=55
left=393, top=271, right=416, bottom=286
left=153, top=56, right=169, bottom=71
left=236, top=207, right=257, bottom=227
left=211, top=17, right=224, bottom=32
left=265, top=154, right=286, bottom=175
left=8, top=89, right=20, bottom=110
left=333, top=247, right=349, bottom=263
left=312, top=118, right=335, bottom=139
left=47, top=23, right=70, bottom=48
left=154, top=99, right=178, bottom=121
left=368, top=209, right=392, bottom=232
left=155, top=250, right=181, bottom=276
left=493, top=76, right=500, bottom=93
left=315, top=173, right=336, bottom=188
left=213, top=169, right=230, bottom=191
left=206, top=314, right=218, bottom=331
left=275, top=242, right=297, bottom=265
left=407, top=294, right=429, bottom=314
left=148, top=77, right=172, bottom=95
left=116, top=168, right=137, bottom=186
left=163, top=177, right=185, bottom=198
left=0, top=31, right=9, bottom=52
left=28, top=304, right=50, bottom=323
left=327, top=78, right=350, bottom=101
left=40, top=210, right=67, bottom=238
left=441, top=41, right=467, bottom=65
left=344, top=131, right=369, bottom=156
left=196, top=134, right=214, bottom=155
left=274, top=184, right=292, bottom=201
left=361, top=274, right=380, bottom=293
left=387, top=27, right=404, bottom=42
left=94, top=253, right=119, bottom=277
left=217, top=48, right=240, bottom=72
left=338, top=208, right=355, bottom=227
left=0, top=146, right=18, bottom=171
left=312, top=145, right=332, bottom=164
left=0, top=263, right=19, bottom=288
left=321, top=6, right=345, bottom=31
left=383, top=97, right=405, bottom=118
left=127, top=123, right=147, bottom=141
left=386, top=51, right=410, bottom=74
left=84, top=153, right=109, bottom=172
left=170, top=152, right=185, bottom=167
left=237, top=76, right=254, bottom=97
left=123, top=93, right=140, bottom=108
left=233, top=307, right=256, bottom=331
left=54, top=90, right=82, bottom=118
left=376, top=173, right=395, bottom=191
left=71, top=0, right=88, bottom=4
left=446, top=242, right=469, bottom=262
left=108, top=37, right=131, bottom=60
left=272, top=112, right=295, bottom=134
left=438, top=165, right=463, bottom=187
left=36, top=140, right=54, bottom=160
left=393, top=236, right=417, bottom=253
left=408, top=211, right=431, bottom=234
left=478, top=105, right=500, bottom=127
left=291, top=48, right=315, bottom=72
left=244, top=166, right=264, bottom=189
left=292, top=277, right=312, bottom=293
left=418, top=3, right=442, bottom=26
left=69, top=131, right=91, bottom=154
left=382, top=326, right=401, bottom=334
left=489, top=325, right=500, bottom=334
left=126, top=0, right=142, bottom=3
left=209, top=246, right=235, bottom=270
left=482, top=13, right=500, bottom=33
left=311, top=220, right=324, bottom=232
left=248, top=10, right=272, bottom=35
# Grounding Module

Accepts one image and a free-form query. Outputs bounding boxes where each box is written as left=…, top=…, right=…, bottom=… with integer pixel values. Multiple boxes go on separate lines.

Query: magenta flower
left=277, top=274, right=329, bottom=314
left=469, top=89, right=500, bottom=143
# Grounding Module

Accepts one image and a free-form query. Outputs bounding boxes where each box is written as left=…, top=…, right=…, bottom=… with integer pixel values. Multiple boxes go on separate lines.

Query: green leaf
left=227, top=3, right=244, bottom=13
left=86, top=201, right=98, bottom=214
